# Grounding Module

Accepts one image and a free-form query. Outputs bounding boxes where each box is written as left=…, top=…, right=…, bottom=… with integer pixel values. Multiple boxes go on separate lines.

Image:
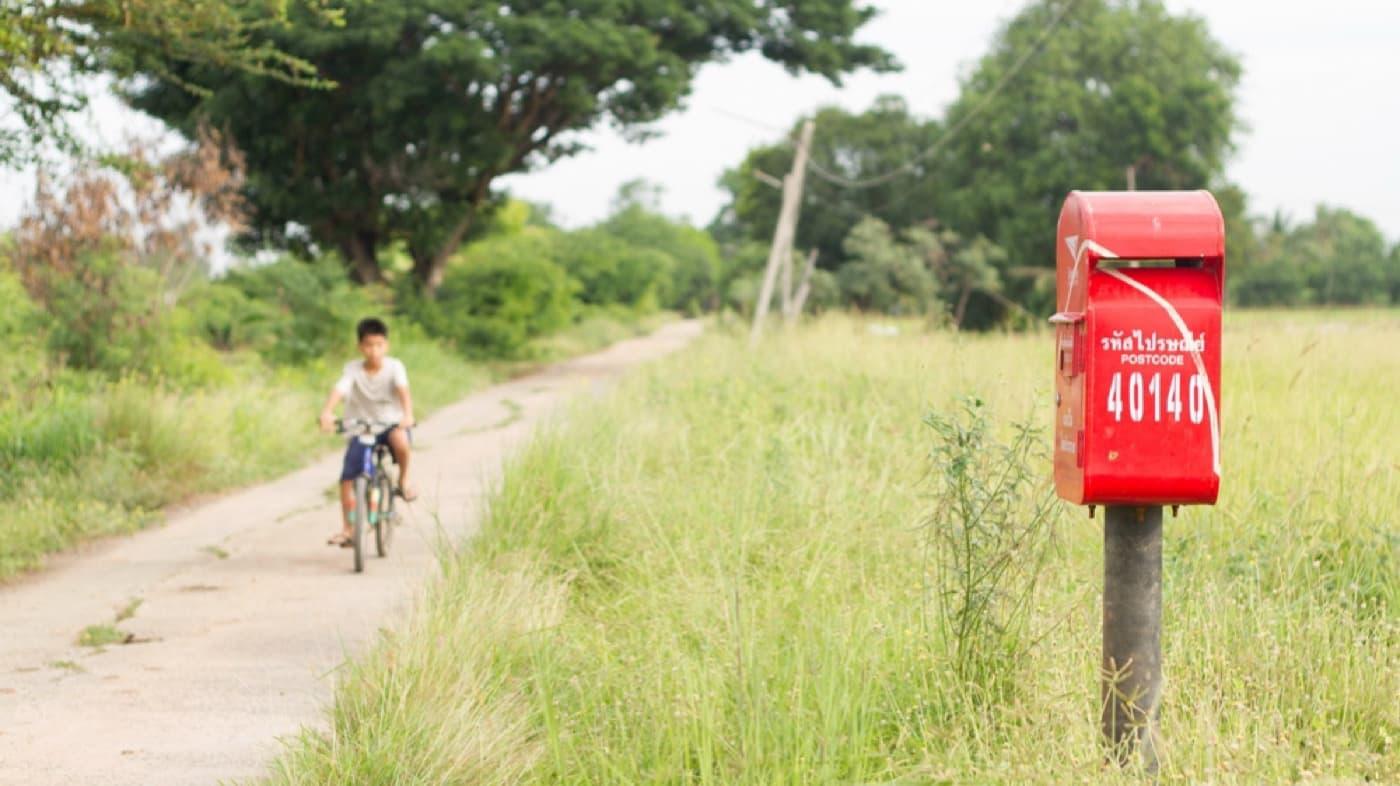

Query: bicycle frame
left=356, top=443, right=394, bottom=522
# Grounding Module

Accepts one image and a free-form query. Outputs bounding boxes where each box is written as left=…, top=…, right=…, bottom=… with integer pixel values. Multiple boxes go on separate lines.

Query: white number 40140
left=1106, top=372, right=1206, bottom=424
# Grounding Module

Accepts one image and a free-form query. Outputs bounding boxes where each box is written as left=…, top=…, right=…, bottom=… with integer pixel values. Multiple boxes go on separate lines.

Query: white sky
left=3, top=0, right=1398, bottom=241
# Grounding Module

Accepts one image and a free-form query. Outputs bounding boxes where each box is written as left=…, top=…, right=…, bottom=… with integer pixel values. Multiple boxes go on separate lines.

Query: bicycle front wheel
left=351, top=476, right=368, bottom=573
left=374, top=471, right=394, bottom=557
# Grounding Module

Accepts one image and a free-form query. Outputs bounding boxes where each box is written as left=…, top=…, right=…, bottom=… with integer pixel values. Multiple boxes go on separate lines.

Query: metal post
left=1102, top=504, right=1162, bottom=771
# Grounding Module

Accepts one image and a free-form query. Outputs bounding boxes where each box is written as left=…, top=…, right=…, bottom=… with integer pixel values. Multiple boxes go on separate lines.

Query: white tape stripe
left=1101, top=267, right=1222, bottom=476
left=1062, top=237, right=1118, bottom=312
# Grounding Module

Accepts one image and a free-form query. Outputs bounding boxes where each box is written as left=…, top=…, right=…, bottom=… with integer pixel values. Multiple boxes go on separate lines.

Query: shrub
left=560, top=228, right=672, bottom=309
left=600, top=205, right=719, bottom=310
left=42, top=249, right=170, bottom=374
left=1233, top=260, right=1308, bottom=307
left=182, top=281, right=280, bottom=351
left=416, top=254, right=577, bottom=359
left=211, top=257, right=375, bottom=365
left=836, top=217, right=938, bottom=314
left=0, top=255, right=37, bottom=338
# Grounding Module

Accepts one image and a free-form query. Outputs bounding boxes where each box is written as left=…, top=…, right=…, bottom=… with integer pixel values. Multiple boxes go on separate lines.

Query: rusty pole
left=1102, top=504, right=1162, bottom=771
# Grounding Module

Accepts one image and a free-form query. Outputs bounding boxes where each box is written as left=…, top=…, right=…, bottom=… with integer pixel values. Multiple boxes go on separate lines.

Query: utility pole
left=780, top=245, right=793, bottom=320
left=751, top=119, right=815, bottom=344
left=786, top=248, right=819, bottom=322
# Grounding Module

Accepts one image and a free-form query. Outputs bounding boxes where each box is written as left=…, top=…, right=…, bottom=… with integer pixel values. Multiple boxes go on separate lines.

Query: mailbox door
left=1082, top=265, right=1222, bottom=505
left=1053, top=319, right=1087, bottom=503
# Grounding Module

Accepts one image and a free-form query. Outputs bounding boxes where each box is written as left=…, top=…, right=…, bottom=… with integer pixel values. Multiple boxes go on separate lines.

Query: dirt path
left=0, top=320, right=702, bottom=785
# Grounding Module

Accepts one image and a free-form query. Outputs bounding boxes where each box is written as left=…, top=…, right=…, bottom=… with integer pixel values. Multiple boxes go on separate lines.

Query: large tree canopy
left=0, top=1, right=335, bottom=167
left=930, top=0, right=1242, bottom=314
left=129, top=0, right=896, bottom=290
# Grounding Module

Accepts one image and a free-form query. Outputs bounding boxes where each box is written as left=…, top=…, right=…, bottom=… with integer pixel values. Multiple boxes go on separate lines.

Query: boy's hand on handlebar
left=318, top=410, right=336, bottom=433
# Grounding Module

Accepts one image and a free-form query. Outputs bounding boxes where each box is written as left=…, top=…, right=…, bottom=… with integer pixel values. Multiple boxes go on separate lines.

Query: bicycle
left=335, top=418, right=402, bottom=573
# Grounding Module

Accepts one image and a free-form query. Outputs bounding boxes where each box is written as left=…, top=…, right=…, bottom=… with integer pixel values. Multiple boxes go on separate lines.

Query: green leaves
left=933, top=0, right=1243, bottom=314
left=1234, top=206, right=1399, bottom=307
left=0, top=0, right=336, bottom=167
left=126, top=0, right=894, bottom=291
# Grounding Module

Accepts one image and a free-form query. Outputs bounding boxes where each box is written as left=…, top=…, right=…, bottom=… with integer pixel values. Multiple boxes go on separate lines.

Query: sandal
left=326, top=533, right=353, bottom=548
left=396, top=486, right=419, bottom=502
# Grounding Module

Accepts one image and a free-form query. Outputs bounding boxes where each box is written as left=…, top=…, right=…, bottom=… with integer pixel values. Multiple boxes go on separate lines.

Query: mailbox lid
left=1081, top=266, right=1222, bottom=505
left=1056, top=190, right=1225, bottom=318
left=1070, top=190, right=1225, bottom=261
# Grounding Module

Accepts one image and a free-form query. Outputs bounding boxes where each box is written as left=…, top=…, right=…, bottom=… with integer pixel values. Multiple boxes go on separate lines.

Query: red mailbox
left=1052, top=191, right=1225, bottom=506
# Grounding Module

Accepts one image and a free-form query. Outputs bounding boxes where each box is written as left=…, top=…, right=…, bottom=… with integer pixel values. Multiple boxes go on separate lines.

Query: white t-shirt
left=334, top=357, right=409, bottom=425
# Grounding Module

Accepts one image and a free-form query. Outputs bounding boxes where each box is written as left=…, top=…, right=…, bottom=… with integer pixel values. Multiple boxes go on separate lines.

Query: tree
left=930, top=0, right=1242, bottom=317
left=836, top=217, right=938, bottom=315
left=1291, top=206, right=1392, bottom=305
left=129, top=0, right=896, bottom=290
left=602, top=181, right=723, bottom=312
left=714, top=95, right=939, bottom=270
left=1232, top=206, right=1395, bottom=307
left=0, top=1, right=334, bottom=167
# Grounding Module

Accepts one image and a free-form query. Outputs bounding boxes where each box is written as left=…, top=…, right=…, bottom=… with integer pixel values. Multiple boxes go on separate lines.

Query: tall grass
left=268, top=310, right=1397, bottom=784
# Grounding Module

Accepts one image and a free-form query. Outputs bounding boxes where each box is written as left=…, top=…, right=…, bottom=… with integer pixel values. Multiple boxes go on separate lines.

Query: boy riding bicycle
left=318, top=317, right=417, bottom=547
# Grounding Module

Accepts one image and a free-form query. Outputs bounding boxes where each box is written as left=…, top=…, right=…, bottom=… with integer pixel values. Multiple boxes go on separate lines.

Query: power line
left=806, top=0, right=1079, bottom=191
left=709, top=105, right=789, bottom=134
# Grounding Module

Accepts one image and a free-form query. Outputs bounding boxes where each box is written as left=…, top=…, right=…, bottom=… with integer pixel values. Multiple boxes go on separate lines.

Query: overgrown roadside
left=0, top=298, right=669, bottom=580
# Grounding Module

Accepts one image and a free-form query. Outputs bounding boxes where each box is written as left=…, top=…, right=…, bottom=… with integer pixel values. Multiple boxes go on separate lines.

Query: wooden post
left=787, top=248, right=819, bottom=321
left=751, top=119, right=815, bottom=344
left=780, top=246, right=793, bottom=320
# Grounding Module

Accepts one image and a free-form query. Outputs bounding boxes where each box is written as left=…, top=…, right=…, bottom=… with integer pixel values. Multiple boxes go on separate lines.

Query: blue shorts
left=339, top=425, right=410, bottom=482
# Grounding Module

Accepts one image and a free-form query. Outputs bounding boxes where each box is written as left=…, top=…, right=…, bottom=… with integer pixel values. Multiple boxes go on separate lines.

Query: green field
left=268, top=310, right=1398, bottom=785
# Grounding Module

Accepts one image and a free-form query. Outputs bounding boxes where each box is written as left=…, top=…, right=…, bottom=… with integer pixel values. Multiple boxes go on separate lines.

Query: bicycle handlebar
left=334, top=418, right=397, bottom=435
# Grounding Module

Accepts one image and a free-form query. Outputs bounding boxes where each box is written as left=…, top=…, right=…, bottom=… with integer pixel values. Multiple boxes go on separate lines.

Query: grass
left=77, top=624, right=131, bottom=648
left=115, top=597, right=142, bottom=622
left=265, top=308, right=1398, bottom=784
left=0, top=311, right=664, bottom=581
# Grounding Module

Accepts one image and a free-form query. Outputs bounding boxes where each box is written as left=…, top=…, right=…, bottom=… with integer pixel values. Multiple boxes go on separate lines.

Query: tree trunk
left=412, top=211, right=478, bottom=296
left=340, top=230, right=382, bottom=284
left=410, top=248, right=450, bottom=296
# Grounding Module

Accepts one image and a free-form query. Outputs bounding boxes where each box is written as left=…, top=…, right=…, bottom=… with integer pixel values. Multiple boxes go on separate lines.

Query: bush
left=560, top=229, right=672, bottom=309
left=600, top=205, right=720, bottom=310
left=0, top=255, right=37, bottom=339
left=209, top=257, right=375, bottom=365
left=804, top=268, right=841, bottom=313
left=182, top=281, right=280, bottom=351
left=42, top=249, right=169, bottom=374
left=415, top=254, right=577, bottom=359
left=1233, top=260, right=1307, bottom=307
left=836, top=217, right=938, bottom=314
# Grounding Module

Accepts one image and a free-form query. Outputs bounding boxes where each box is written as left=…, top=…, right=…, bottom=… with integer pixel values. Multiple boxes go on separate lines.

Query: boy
left=318, top=317, right=417, bottom=547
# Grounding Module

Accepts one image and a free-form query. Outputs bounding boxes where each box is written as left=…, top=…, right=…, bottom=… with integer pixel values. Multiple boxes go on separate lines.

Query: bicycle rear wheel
left=374, top=470, right=394, bottom=557
left=351, top=476, right=368, bottom=573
